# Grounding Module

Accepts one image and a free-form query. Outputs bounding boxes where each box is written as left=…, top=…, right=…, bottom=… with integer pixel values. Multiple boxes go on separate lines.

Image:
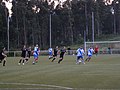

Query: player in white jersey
left=48, top=47, right=53, bottom=59
left=76, top=47, right=85, bottom=64
left=32, top=44, right=40, bottom=64
left=85, top=47, right=94, bottom=62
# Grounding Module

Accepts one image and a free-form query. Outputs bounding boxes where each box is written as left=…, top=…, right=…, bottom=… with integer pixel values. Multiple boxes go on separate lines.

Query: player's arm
left=2, top=52, right=7, bottom=57
left=57, top=50, right=60, bottom=55
left=75, top=50, right=78, bottom=55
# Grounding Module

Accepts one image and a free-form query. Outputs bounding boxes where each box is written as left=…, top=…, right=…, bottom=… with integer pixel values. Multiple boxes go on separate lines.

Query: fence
left=6, top=49, right=120, bottom=57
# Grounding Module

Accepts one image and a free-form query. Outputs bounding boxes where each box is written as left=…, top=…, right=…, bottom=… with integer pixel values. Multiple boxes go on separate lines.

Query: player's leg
left=18, top=56, right=23, bottom=65
left=81, top=56, right=85, bottom=64
left=85, top=56, right=89, bottom=61
left=35, top=57, right=38, bottom=63
left=33, top=55, right=38, bottom=64
left=58, top=56, right=63, bottom=64
left=52, top=55, right=57, bottom=62
left=85, top=55, right=90, bottom=62
left=49, top=52, right=53, bottom=59
left=3, top=57, right=6, bottom=66
left=0, top=58, right=2, bottom=63
left=22, top=58, right=25, bottom=65
left=76, top=56, right=80, bottom=64
left=87, top=55, right=92, bottom=62
left=25, top=57, right=29, bottom=63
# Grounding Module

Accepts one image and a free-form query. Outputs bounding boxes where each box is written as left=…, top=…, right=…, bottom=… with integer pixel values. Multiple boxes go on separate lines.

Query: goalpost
left=85, top=41, right=120, bottom=54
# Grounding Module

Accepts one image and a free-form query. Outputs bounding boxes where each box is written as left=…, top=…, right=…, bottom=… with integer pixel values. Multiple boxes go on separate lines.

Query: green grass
left=0, top=55, right=120, bottom=90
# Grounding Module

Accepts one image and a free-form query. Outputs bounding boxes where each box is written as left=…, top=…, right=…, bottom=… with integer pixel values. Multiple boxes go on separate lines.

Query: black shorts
left=60, top=54, right=64, bottom=59
left=95, top=51, right=98, bottom=53
left=21, top=54, right=26, bottom=58
left=27, top=52, right=31, bottom=58
left=53, top=54, right=57, bottom=57
left=0, top=55, right=5, bottom=61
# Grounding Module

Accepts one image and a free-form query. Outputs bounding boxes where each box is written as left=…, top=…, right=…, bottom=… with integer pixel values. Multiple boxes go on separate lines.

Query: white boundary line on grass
left=0, top=82, right=73, bottom=90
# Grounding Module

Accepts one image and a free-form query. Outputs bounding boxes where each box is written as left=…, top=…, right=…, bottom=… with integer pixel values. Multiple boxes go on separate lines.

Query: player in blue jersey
left=48, top=47, right=53, bottom=59
left=76, top=47, right=85, bottom=64
left=32, top=44, right=40, bottom=64
left=85, top=47, right=94, bottom=62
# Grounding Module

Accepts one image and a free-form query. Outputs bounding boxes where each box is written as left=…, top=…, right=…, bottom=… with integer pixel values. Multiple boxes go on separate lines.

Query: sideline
left=0, top=82, right=73, bottom=90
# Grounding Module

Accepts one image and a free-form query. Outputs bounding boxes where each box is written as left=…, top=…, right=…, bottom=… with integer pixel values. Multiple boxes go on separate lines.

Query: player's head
left=23, top=45, right=26, bottom=48
left=80, top=47, right=83, bottom=49
left=29, top=46, right=31, bottom=49
left=2, top=47, right=5, bottom=51
left=36, top=44, right=38, bottom=47
left=56, top=46, right=58, bottom=49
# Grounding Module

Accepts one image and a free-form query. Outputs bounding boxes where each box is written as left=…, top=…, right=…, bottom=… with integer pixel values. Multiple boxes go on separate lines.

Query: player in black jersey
left=18, top=45, right=27, bottom=65
left=0, top=47, right=7, bottom=66
left=25, top=46, right=32, bottom=63
left=51, top=46, right=59, bottom=62
left=58, top=46, right=66, bottom=64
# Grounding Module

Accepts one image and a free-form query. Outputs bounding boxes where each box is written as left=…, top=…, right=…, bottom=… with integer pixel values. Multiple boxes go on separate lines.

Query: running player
left=94, top=45, right=99, bottom=56
left=18, top=45, right=27, bottom=65
left=0, top=47, right=7, bottom=66
left=58, top=46, right=66, bottom=64
left=25, top=46, right=32, bottom=63
left=51, top=46, right=58, bottom=62
left=32, top=44, right=40, bottom=64
left=76, top=47, right=85, bottom=64
left=85, top=47, right=94, bottom=62
left=48, top=47, right=53, bottom=59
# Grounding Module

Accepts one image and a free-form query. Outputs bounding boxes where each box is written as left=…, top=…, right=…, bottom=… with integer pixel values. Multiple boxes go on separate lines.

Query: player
left=48, top=47, right=53, bottom=59
left=25, top=46, right=32, bottom=63
left=32, top=44, right=40, bottom=64
left=0, top=47, right=7, bottom=66
left=85, top=47, right=94, bottom=62
left=76, top=47, right=85, bottom=64
left=18, top=45, right=27, bottom=65
left=108, top=46, right=112, bottom=54
left=51, top=46, right=58, bottom=62
left=94, top=45, right=99, bottom=56
left=58, top=46, right=66, bottom=64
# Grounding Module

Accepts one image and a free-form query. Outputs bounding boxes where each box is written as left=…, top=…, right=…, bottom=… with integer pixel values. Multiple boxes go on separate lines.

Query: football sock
left=26, top=59, right=28, bottom=62
left=52, top=58, right=55, bottom=62
left=81, top=60, right=85, bottom=64
left=19, top=59, right=22, bottom=63
left=58, top=59, right=62, bottom=64
left=22, top=59, right=25, bottom=63
left=3, top=60, right=6, bottom=66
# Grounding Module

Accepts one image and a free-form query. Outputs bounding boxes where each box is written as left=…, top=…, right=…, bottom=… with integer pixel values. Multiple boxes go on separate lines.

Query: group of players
left=48, top=45, right=98, bottom=64
left=18, top=44, right=40, bottom=65
left=76, top=45, right=98, bottom=64
left=0, top=44, right=98, bottom=66
left=48, top=46, right=66, bottom=64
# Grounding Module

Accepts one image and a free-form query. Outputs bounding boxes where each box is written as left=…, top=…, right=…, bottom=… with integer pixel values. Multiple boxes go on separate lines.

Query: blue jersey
left=48, top=48, right=53, bottom=55
left=76, top=48, right=84, bottom=56
left=87, top=48, right=94, bottom=56
left=33, top=46, right=39, bottom=56
left=48, top=48, right=52, bottom=53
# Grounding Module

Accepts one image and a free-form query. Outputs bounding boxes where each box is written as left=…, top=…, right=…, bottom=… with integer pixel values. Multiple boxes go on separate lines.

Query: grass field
left=0, top=54, right=120, bottom=90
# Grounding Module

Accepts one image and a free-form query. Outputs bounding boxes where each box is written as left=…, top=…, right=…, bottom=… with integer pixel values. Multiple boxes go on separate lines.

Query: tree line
left=0, top=0, right=120, bottom=50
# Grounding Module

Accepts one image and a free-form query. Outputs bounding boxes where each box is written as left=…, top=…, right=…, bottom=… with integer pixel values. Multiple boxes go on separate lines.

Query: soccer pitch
left=0, top=54, right=120, bottom=90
